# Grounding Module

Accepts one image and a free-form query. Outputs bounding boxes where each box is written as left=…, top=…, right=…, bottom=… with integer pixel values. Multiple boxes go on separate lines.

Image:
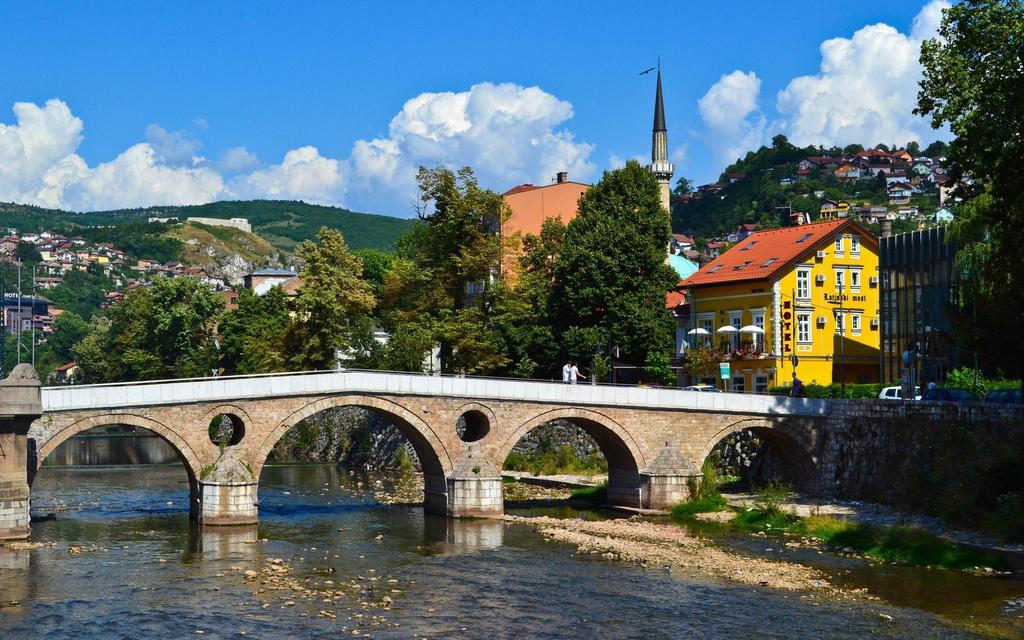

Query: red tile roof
left=672, top=233, right=694, bottom=243
left=665, top=287, right=688, bottom=309
left=679, top=219, right=875, bottom=288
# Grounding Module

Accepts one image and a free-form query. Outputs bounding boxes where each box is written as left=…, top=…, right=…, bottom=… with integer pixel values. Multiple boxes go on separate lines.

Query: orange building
left=501, top=172, right=589, bottom=238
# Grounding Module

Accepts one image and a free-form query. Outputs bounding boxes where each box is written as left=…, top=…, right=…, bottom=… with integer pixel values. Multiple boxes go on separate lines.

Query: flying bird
left=639, top=66, right=655, bottom=76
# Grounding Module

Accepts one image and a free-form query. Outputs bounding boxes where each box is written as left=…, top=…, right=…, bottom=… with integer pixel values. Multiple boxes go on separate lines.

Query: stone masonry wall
left=818, top=400, right=1024, bottom=509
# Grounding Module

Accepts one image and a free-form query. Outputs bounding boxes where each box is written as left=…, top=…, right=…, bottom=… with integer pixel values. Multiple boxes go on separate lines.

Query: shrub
left=753, top=479, right=793, bottom=517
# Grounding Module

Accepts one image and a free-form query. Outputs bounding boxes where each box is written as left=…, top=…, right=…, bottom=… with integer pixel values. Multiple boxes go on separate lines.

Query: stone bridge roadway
left=2, top=367, right=830, bottom=538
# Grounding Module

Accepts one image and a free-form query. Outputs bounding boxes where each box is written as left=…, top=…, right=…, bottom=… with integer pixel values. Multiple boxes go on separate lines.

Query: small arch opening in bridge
left=456, top=410, right=490, bottom=443
left=704, top=425, right=816, bottom=493
left=259, top=404, right=447, bottom=514
left=31, top=423, right=199, bottom=521
left=208, top=414, right=245, bottom=448
left=500, top=415, right=641, bottom=507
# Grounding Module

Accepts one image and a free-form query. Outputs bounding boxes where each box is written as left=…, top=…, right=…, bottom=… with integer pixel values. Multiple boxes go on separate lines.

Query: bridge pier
left=0, top=365, right=43, bottom=540
left=444, top=453, right=503, bottom=518
left=197, top=452, right=259, bottom=526
left=640, top=445, right=702, bottom=510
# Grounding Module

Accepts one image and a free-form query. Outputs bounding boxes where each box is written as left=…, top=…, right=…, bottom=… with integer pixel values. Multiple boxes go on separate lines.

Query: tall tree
left=48, top=311, right=89, bottom=362
left=283, top=227, right=376, bottom=371
left=383, top=166, right=519, bottom=374
left=74, top=276, right=224, bottom=382
left=218, top=287, right=290, bottom=374
left=916, top=0, right=1024, bottom=385
left=552, top=160, right=678, bottom=369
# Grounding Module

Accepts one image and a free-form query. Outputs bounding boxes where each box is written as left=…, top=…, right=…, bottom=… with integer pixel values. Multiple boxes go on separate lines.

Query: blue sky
left=0, top=1, right=949, bottom=217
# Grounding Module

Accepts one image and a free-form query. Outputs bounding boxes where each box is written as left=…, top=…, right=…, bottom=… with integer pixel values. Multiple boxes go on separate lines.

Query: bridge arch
left=496, top=407, right=647, bottom=506
left=698, top=417, right=818, bottom=489
left=253, top=394, right=454, bottom=481
left=28, top=412, right=205, bottom=488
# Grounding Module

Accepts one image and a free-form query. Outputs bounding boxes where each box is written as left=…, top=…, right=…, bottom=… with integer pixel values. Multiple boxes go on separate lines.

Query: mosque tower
left=648, top=65, right=674, bottom=213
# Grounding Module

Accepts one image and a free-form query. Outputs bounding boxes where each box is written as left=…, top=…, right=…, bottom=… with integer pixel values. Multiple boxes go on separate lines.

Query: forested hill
left=671, top=136, right=947, bottom=238
left=0, top=200, right=416, bottom=252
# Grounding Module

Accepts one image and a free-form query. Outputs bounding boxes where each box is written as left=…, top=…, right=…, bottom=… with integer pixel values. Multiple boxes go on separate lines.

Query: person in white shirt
left=569, top=360, right=586, bottom=385
left=561, top=360, right=572, bottom=384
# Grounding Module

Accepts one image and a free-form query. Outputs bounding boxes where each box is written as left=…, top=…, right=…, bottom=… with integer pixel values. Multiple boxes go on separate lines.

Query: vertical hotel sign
left=782, top=300, right=793, bottom=354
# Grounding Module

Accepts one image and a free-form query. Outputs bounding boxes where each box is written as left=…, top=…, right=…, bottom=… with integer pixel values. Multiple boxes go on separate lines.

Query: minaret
left=648, top=65, right=674, bottom=213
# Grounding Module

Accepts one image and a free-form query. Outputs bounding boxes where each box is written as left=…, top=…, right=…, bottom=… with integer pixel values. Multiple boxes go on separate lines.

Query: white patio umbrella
left=716, top=326, right=738, bottom=334
left=687, top=327, right=710, bottom=336
left=739, top=325, right=765, bottom=334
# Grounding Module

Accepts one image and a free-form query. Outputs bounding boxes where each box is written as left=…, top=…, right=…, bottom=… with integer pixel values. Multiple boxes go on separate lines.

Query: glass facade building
left=879, top=226, right=961, bottom=384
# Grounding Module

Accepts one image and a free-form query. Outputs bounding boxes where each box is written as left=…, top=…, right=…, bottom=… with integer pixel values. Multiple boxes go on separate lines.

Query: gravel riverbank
left=504, top=514, right=844, bottom=594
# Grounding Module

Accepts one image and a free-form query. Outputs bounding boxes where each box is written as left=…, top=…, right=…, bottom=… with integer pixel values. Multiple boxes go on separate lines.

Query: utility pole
left=31, top=264, right=36, bottom=367
left=16, top=262, right=21, bottom=365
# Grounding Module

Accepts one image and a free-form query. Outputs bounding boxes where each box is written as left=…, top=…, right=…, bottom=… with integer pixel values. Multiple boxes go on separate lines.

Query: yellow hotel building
left=676, top=219, right=880, bottom=391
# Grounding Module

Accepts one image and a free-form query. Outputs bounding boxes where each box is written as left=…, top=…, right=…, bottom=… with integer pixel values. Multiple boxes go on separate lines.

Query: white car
left=682, top=385, right=722, bottom=393
left=879, top=386, right=922, bottom=401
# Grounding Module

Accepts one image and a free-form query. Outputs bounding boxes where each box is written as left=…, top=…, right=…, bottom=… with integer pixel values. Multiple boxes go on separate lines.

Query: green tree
left=906, top=140, right=921, bottom=157
left=916, top=0, right=1024, bottom=385
left=14, top=242, right=42, bottom=264
left=843, top=143, right=865, bottom=155
left=672, top=176, right=694, bottom=197
left=922, top=140, right=949, bottom=157
left=283, top=227, right=376, bottom=371
left=74, top=276, right=224, bottom=382
left=219, top=287, right=290, bottom=374
left=48, top=311, right=89, bottom=362
left=382, top=166, right=519, bottom=374
left=552, top=160, right=678, bottom=368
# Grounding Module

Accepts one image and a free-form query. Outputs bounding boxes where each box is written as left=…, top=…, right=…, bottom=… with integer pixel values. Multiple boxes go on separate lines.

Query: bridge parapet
left=41, top=370, right=831, bottom=417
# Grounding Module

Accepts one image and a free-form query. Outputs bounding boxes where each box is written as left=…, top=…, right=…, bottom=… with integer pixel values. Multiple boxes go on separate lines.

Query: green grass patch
left=570, top=482, right=607, bottom=503
left=730, top=511, right=1007, bottom=570
left=731, top=508, right=801, bottom=531
left=797, top=515, right=1006, bottom=570
left=671, top=494, right=729, bottom=519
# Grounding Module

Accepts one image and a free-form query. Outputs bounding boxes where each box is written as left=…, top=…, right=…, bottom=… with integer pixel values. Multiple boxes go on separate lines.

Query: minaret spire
left=648, top=60, right=673, bottom=213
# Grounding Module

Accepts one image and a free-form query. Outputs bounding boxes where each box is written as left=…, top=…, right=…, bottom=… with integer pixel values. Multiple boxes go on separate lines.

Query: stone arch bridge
left=0, top=366, right=829, bottom=539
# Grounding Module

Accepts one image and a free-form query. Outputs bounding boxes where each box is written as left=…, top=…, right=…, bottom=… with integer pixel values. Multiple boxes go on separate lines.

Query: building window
left=797, top=312, right=811, bottom=344
left=850, top=235, right=860, bottom=256
left=732, top=375, right=745, bottom=393
left=752, top=310, right=765, bottom=350
left=851, top=313, right=862, bottom=336
left=834, top=236, right=844, bottom=255
left=850, top=269, right=861, bottom=291
left=796, top=268, right=811, bottom=300
left=835, top=311, right=845, bottom=335
left=754, top=375, right=769, bottom=394
left=729, top=312, right=742, bottom=349
left=835, top=268, right=845, bottom=290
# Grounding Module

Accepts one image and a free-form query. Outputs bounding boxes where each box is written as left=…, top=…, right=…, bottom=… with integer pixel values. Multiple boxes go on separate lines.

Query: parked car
left=879, top=386, right=921, bottom=401
left=984, top=389, right=1022, bottom=405
left=922, top=387, right=974, bottom=402
left=682, top=385, right=722, bottom=393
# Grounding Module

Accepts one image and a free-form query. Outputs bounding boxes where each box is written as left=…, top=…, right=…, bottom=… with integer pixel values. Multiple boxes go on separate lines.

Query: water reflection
left=184, top=524, right=260, bottom=562
left=1, top=463, right=1018, bottom=639
left=422, top=513, right=504, bottom=551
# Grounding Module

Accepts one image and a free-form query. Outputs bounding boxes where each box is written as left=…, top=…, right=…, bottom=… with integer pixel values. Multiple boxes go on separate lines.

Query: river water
left=2, top=463, right=1023, bottom=639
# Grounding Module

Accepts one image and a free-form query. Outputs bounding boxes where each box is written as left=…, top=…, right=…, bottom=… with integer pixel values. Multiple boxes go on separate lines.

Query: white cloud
left=232, top=146, right=345, bottom=205
left=218, top=146, right=260, bottom=173
left=0, top=81, right=594, bottom=214
left=346, top=81, right=596, bottom=213
left=144, top=124, right=203, bottom=167
left=698, top=70, right=767, bottom=166
left=775, top=0, right=950, bottom=147
left=0, top=99, right=84, bottom=207
left=65, top=144, right=224, bottom=211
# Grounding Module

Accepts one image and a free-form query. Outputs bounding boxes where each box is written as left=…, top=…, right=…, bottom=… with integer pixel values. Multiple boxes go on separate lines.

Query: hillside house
left=887, top=183, right=912, bottom=205
left=834, top=163, right=861, bottom=180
